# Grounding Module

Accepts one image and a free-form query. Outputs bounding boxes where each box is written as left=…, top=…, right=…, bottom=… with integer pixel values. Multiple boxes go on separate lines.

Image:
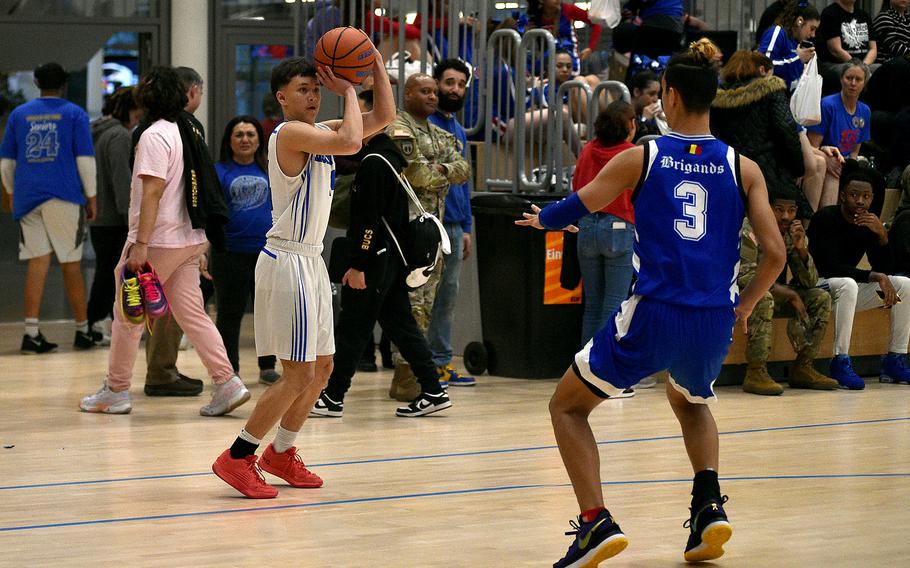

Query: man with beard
left=426, top=59, right=476, bottom=388
left=381, top=73, right=471, bottom=401
left=808, top=160, right=910, bottom=389
left=738, top=189, right=838, bottom=396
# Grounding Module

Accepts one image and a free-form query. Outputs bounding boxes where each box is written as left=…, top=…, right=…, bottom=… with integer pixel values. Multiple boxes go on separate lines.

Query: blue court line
left=1, top=416, right=907, bottom=492
left=2, top=472, right=908, bottom=533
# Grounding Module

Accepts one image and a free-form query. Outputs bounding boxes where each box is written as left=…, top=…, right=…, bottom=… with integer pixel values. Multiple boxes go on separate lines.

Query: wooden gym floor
left=0, top=321, right=908, bottom=567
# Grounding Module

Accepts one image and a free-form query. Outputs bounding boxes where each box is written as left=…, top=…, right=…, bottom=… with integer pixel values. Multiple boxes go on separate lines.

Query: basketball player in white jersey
left=213, top=53, right=396, bottom=498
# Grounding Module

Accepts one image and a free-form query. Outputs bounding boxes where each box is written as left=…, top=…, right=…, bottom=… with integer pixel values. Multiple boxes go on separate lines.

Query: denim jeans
left=427, top=222, right=464, bottom=366
left=577, top=213, right=635, bottom=345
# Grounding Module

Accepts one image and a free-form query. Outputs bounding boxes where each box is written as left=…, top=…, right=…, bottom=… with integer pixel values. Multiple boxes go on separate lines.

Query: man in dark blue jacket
left=427, top=59, right=476, bottom=387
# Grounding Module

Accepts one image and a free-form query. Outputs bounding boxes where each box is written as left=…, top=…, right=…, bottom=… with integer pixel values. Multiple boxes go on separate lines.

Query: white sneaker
left=200, top=376, right=250, bottom=416
left=607, top=387, right=635, bottom=399
left=91, top=318, right=112, bottom=346
left=637, top=375, right=658, bottom=389
left=80, top=383, right=131, bottom=414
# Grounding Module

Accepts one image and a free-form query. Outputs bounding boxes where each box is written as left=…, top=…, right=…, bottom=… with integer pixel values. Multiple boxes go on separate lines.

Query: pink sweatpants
left=106, top=242, right=234, bottom=391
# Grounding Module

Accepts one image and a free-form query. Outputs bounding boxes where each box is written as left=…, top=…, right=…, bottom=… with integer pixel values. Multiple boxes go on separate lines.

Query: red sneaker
left=212, top=449, right=278, bottom=499
left=260, top=444, right=324, bottom=488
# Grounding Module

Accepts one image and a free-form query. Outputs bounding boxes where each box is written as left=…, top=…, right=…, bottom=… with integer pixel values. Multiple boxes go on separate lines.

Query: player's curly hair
left=135, top=66, right=188, bottom=122
left=664, top=39, right=719, bottom=113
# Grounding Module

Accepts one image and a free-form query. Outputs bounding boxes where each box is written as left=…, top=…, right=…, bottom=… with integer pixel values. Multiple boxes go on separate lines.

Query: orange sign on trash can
left=544, top=231, right=582, bottom=305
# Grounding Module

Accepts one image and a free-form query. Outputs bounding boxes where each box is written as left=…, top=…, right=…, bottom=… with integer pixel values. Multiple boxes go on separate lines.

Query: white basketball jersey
left=266, top=122, right=336, bottom=247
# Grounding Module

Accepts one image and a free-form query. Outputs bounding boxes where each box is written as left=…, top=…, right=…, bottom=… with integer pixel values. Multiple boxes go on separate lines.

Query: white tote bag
left=789, top=55, right=823, bottom=127
left=588, top=0, right=622, bottom=28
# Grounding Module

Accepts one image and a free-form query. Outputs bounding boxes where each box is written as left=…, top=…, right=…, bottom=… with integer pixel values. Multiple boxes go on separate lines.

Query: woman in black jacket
left=711, top=50, right=810, bottom=216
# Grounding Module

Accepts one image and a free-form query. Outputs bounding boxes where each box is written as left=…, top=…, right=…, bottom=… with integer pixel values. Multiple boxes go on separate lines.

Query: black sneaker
left=683, top=496, right=732, bottom=562
left=309, top=391, right=343, bottom=417
left=554, top=509, right=628, bottom=568
left=74, top=330, right=98, bottom=350
left=144, top=374, right=204, bottom=396
left=395, top=390, right=452, bottom=417
left=21, top=333, right=57, bottom=355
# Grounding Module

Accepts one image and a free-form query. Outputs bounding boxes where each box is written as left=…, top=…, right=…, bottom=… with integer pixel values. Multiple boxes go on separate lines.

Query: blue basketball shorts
left=573, top=295, right=736, bottom=404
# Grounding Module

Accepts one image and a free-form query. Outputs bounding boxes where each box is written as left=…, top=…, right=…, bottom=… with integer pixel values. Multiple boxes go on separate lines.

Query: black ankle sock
left=229, top=437, right=259, bottom=460
left=691, top=469, right=721, bottom=506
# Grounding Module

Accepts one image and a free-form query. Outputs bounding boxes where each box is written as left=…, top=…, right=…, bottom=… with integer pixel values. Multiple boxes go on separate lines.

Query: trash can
left=468, top=193, right=583, bottom=378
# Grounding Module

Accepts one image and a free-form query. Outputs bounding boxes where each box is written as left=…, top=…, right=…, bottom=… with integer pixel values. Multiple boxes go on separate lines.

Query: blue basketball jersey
left=630, top=133, right=746, bottom=308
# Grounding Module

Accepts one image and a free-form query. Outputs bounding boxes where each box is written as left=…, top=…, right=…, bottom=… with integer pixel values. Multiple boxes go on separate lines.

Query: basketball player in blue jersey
left=212, top=54, right=397, bottom=498
left=518, top=41, right=787, bottom=566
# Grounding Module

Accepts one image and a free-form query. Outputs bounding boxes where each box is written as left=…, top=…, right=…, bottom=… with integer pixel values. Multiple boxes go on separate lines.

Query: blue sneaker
left=881, top=353, right=910, bottom=384
left=440, top=363, right=476, bottom=387
left=684, top=496, right=733, bottom=562
left=554, top=509, right=628, bottom=568
left=829, top=355, right=865, bottom=390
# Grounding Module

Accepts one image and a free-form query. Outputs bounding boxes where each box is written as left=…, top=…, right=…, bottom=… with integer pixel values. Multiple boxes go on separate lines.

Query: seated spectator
left=629, top=0, right=685, bottom=58
left=528, top=48, right=597, bottom=125
left=212, top=115, right=280, bottom=386
left=816, top=0, right=879, bottom=95
left=758, top=0, right=820, bottom=91
left=807, top=59, right=872, bottom=209
left=738, top=189, right=838, bottom=395
left=571, top=101, right=637, bottom=346
left=890, top=203, right=910, bottom=273
left=808, top=160, right=910, bottom=389
left=712, top=51, right=807, bottom=217
left=629, top=71, right=663, bottom=142
left=525, top=0, right=603, bottom=74
left=756, top=0, right=788, bottom=46
left=873, top=0, right=910, bottom=63
left=864, top=53, right=910, bottom=175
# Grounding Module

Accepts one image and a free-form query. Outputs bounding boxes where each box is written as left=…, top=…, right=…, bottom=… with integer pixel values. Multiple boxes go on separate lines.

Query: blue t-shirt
left=807, top=94, right=871, bottom=157
left=632, top=133, right=746, bottom=308
left=215, top=160, right=273, bottom=253
left=0, top=97, right=94, bottom=220
left=639, top=0, right=684, bottom=19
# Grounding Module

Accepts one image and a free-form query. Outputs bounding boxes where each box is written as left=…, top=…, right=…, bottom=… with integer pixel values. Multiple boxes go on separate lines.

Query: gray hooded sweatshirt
left=90, top=116, right=132, bottom=227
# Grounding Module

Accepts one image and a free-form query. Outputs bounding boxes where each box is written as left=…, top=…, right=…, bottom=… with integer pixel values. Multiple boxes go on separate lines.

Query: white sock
left=24, top=318, right=39, bottom=338
left=238, top=428, right=261, bottom=445
left=272, top=426, right=299, bottom=454
left=75, top=320, right=89, bottom=333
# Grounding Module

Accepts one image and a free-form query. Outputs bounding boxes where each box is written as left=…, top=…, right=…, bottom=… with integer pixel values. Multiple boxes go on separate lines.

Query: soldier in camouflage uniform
left=386, top=73, right=471, bottom=399
left=738, top=191, right=839, bottom=395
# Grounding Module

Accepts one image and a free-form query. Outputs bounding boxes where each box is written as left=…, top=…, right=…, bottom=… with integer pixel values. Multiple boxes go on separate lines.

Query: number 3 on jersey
left=673, top=181, right=707, bottom=241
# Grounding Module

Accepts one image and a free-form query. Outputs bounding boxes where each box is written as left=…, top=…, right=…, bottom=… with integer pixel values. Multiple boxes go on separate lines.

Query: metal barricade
left=515, top=29, right=557, bottom=192
left=482, top=28, right=521, bottom=192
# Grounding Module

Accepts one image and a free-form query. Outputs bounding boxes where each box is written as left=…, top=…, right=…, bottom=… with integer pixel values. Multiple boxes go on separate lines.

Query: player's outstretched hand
left=316, top=65, right=354, bottom=96
left=514, top=204, right=579, bottom=232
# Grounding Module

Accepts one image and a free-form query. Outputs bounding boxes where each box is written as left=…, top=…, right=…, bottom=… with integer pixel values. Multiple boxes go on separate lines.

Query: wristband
left=538, top=192, right=589, bottom=230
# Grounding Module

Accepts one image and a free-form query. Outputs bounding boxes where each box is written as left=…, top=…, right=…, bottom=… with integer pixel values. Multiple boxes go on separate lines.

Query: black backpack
left=365, top=153, right=450, bottom=289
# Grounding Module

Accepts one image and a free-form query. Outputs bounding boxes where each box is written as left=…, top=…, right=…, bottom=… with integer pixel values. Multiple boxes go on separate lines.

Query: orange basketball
left=313, top=27, right=376, bottom=85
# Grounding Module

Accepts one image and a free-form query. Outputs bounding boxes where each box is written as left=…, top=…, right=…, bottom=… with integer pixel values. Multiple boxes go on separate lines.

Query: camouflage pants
left=745, top=287, right=832, bottom=364
left=391, top=256, right=444, bottom=365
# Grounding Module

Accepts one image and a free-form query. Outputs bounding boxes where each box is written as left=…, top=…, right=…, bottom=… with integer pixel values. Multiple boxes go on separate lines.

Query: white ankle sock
left=272, top=426, right=299, bottom=454
left=238, top=428, right=261, bottom=445
left=75, top=320, right=89, bottom=333
left=24, top=319, right=39, bottom=338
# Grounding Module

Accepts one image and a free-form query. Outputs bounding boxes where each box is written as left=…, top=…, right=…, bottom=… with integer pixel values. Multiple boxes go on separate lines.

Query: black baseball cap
left=34, top=62, right=69, bottom=90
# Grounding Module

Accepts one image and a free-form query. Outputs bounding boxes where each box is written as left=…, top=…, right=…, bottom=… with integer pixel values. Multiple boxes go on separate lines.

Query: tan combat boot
left=789, top=353, right=839, bottom=390
left=389, top=363, right=420, bottom=402
left=742, top=363, right=784, bottom=396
